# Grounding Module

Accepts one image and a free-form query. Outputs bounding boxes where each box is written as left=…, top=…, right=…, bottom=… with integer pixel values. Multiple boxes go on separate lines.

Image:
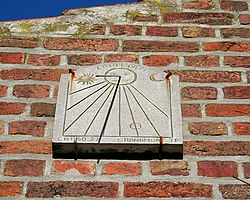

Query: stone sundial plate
left=52, top=62, right=183, bottom=159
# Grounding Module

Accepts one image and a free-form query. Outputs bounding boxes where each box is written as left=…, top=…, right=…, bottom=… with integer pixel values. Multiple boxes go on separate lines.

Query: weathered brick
left=0, top=52, right=25, bottom=64
left=0, top=102, right=25, bottom=115
left=184, top=140, right=250, bottom=156
left=110, top=25, right=142, bottom=36
left=30, top=103, right=56, bottom=117
left=0, top=37, right=38, bottom=48
left=27, top=54, right=60, bottom=66
left=203, top=42, right=250, bottom=52
left=181, top=104, right=201, bottom=118
left=89, top=24, right=106, bottom=35
left=9, top=120, right=46, bottom=137
left=206, top=104, right=250, bottom=117
left=183, top=0, right=215, bottom=10
left=240, top=14, right=250, bottom=24
left=124, top=182, right=212, bottom=198
left=13, top=85, right=50, bottom=98
left=182, top=87, right=217, bottom=100
left=243, top=162, right=250, bottom=178
left=184, top=55, right=219, bottom=67
left=0, top=85, right=7, bottom=97
left=223, top=86, right=250, bottom=99
left=198, top=161, right=238, bottom=177
left=174, top=71, right=241, bottom=83
left=53, top=86, right=59, bottom=99
left=26, top=181, right=119, bottom=198
left=233, top=122, right=250, bottom=135
left=0, top=69, right=68, bottom=82
left=189, top=122, right=227, bottom=135
left=150, top=161, right=189, bottom=176
left=103, top=162, right=141, bottom=175
left=248, top=72, right=250, bottom=83
left=143, top=55, right=178, bottom=66
left=163, top=12, right=233, bottom=25
left=0, top=140, right=51, bottom=154
left=224, top=56, right=250, bottom=68
left=123, top=40, right=199, bottom=52
left=146, top=26, right=178, bottom=37
left=221, top=1, right=248, bottom=11
left=219, top=185, right=250, bottom=199
left=67, top=54, right=101, bottom=66
left=131, top=15, right=158, bottom=22
left=104, top=54, right=138, bottom=63
left=183, top=27, right=215, bottom=38
left=54, top=160, right=95, bottom=175
left=221, top=28, right=250, bottom=38
left=0, top=181, right=22, bottom=197
left=0, top=121, right=3, bottom=134
left=44, top=38, right=119, bottom=51
left=4, top=160, right=45, bottom=177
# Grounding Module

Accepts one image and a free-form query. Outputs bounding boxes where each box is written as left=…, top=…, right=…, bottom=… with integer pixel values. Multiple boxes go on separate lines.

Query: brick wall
left=0, top=0, right=249, bottom=199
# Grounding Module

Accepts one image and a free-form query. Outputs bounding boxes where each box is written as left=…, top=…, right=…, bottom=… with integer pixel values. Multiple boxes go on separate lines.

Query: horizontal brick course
left=143, top=55, right=178, bottom=66
left=67, top=54, right=101, bottom=66
left=184, top=55, right=219, bottom=67
left=223, top=86, right=250, bottom=99
left=0, top=37, right=38, bottom=48
left=182, top=27, right=215, bottom=38
left=124, top=182, right=213, bottom=198
left=110, top=24, right=142, bottom=36
left=182, top=87, right=217, bottom=100
left=243, top=162, right=250, bottom=178
left=30, top=103, right=56, bottom=117
left=224, top=56, right=250, bottom=68
left=0, top=181, right=22, bottom=197
left=0, top=121, right=3, bottom=134
left=181, top=104, right=201, bottom=118
left=103, top=162, right=141, bottom=175
left=219, top=185, right=250, bottom=199
left=0, top=85, right=7, bottom=97
left=206, top=104, right=250, bottom=117
left=13, top=84, right=50, bottom=98
left=203, top=42, right=250, bottom=52
left=183, top=0, right=215, bottom=10
left=189, top=122, right=227, bottom=135
left=0, top=102, right=25, bottom=115
left=104, top=54, right=138, bottom=63
left=233, top=122, right=250, bottom=135
left=27, top=54, right=60, bottom=66
left=240, top=14, right=250, bottom=24
left=221, top=1, right=248, bottom=11
left=221, top=28, right=250, bottom=38
left=146, top=26, right=178, bottom=37
left=0, top=52, right=25, bottom=64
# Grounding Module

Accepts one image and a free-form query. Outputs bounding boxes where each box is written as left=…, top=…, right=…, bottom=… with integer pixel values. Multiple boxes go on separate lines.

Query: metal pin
left=164, top=71, right=172, bottom=79
left=69, top=69, right=76, bottom=79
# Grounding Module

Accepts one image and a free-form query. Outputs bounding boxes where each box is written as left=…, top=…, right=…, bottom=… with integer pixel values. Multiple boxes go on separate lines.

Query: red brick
left=143, top=55, right=178, bottom=66
left=189, top=122, right=227, bottom=135
left=53, top=86, right=59, bottom=99
left=0, top=85, right=7, bottom=97
left=0, top=37, right=38, bottom=48
left=203, top=42, right=250, bottom=52
left=26, top=181, right=119, bottom=198
left=219, top=185, right=250, bottom=199
left=13, top=84, right=50, bottom=98
left=243, top=162, right=250, bottom=178
left=182, top=87, right=217, bottom=100
left=184, top=140, right=250, bottom=156
left=146, top=26, right=178, bottom=37
left=44, top=38, right=118, bottom=51
left=30, top=103, right=56, bottom=117
left=0, top=102, right=25, bottom=115
left=103, top=162, right=141, bottom=175
left=163, top=12, right=233, bottom=25
left=150, top=161, right=189, bottom=176
left=131, top=15, right=158, bottom=22
left=124, top=182, right=212, bottom=198
left=185, top=55, right=219, bottom=67
left=224, top=56, right=250, bottom=68
left=183, top=0, right=215, bottom=10
left=233, top=122, right=250, bottom=135
left=223, top=86, right=250, bottom=99
left=27, top=54, right=60, bottom=66
left=181, top=104, right=201, bottom=118
left=0, top=121, right=3, bottom=134
left=240, top=14, right=250, bottom=24
left=110, top=25, right=142, bottom=36
left=0, top=181, right=22, bottom=197
left=206, top=104, right=250, bottom=117
left=0, top=140, right=52, bottom=154
left=0, top=52, right=25, bottom=64
left=221, top=28, right=250, bottom=38
left=4, top=160, right=45, bottom=177
left=67, top=54, right=101, bottom=66
left=9, top=120, right=46, bottom=137
left=221, top=1, right=248, bottom=11
left=248, top=72, right=250, bottom=83
left=123, top=40, right=199, bottom=52
left=89, top=24, right=106, bottom=35
left=183, top=27, right=215, bottom=38
left=104, top=54, right=138, bottom=62
left=198, top=161, right=238, bottom=177
left=54, top=160, right=95, bottom=175
left=0, top=69, right=68, bottom=82
left=174, top=71, right=241, bottom=83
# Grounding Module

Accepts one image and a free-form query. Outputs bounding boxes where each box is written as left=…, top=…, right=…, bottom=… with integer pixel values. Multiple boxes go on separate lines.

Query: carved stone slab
left=53, top=62, right=183, bottom=159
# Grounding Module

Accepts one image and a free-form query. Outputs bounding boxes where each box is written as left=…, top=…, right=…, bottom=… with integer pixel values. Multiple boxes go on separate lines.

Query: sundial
left=53, top=62, right=183, bottom=159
